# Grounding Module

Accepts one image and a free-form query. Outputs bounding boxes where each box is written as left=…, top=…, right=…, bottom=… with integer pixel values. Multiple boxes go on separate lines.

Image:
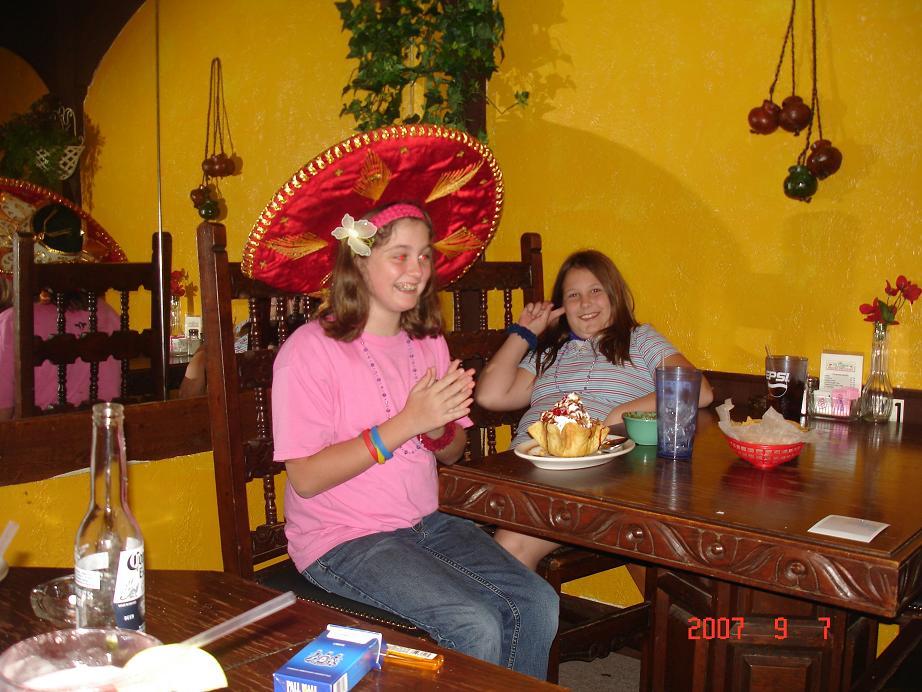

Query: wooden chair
left=196, top=221, right=423, bottom=634
left=443, top=232, right=650, bottom=682
left=10, top=229, right=171, bottom=417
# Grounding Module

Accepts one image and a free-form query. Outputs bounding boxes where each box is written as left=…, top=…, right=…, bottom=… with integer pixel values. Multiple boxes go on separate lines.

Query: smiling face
left=360, top=218, right=433, bottom=334
left=561, top=266, right=613, bottom=339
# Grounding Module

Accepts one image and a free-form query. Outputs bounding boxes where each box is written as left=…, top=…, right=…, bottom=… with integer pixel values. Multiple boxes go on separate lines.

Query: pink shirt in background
left=272, top=320, right=472, bottom=572
left=0, top=301, right=122, bottom=411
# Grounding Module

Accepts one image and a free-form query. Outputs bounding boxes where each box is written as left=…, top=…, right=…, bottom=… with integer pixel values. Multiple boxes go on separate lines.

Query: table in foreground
left=0, top=568, right=562, bottom=691
left=439, top=412, right=922, bottom=692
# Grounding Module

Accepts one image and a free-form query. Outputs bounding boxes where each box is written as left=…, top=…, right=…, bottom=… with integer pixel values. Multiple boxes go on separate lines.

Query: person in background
left=0, top=289, right=122, bottom=419
left=0, top=187, right=126, bottom=419
left=475, top=249, right=713, bottom=570
left=0, top=275, right=11, bottom=312
left=271, top=201, right=558, bottom=679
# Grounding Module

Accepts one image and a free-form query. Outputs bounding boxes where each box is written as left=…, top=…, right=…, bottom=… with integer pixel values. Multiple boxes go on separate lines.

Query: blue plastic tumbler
left=655, top=366, right=703, bottom=460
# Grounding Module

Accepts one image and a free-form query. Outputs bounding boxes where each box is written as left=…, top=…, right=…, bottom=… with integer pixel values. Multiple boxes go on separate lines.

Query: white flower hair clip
left=331, top=214, right=377, bottom=257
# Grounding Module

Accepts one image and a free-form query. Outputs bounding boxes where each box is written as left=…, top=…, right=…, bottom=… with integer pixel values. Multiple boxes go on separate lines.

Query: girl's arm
left=285, top=361, right=474, bottom=498
left=602, top=352, right=714, bottom=426
left=475, top=302, right=564, bottom=411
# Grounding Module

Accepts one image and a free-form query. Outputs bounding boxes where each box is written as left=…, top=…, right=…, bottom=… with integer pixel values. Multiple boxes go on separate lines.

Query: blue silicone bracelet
left=506, top=323, right=538, bottom=351
left=369, top=426, right=393, bottom=460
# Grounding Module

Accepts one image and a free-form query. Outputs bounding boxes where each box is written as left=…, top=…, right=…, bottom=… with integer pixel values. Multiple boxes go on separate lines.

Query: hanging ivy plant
left=336, top=0, right=527, bottom=140
left=0, top=95, right=82, bottom=191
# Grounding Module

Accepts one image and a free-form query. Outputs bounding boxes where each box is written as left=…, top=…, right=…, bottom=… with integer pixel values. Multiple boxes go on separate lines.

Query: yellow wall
left=2, top=1, right=918, bottom=650
left=0, top=48, right=47, bottom=123
left=488, top=0, right=922, bottom=389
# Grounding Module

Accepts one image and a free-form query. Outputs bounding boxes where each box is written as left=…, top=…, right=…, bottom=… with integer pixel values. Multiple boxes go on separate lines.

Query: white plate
left=514, top=437, right=636, bottom=470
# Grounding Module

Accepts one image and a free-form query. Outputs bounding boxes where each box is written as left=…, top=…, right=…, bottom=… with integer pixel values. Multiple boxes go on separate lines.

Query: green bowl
left=622, top=411, right=658, bottom=446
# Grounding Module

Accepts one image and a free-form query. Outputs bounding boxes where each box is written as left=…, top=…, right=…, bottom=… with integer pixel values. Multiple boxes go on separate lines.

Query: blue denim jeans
left=303, top=511, right=558, bottom=680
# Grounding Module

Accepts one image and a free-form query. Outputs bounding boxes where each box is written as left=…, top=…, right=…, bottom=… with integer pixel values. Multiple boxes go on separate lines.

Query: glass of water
left=655, top=366, right=702, bottom=460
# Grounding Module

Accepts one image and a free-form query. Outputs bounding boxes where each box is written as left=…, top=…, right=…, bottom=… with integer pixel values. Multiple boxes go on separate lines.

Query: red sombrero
left=0, top=177, right=125, bottom=273
left=243, top=125, right=503, bottom=293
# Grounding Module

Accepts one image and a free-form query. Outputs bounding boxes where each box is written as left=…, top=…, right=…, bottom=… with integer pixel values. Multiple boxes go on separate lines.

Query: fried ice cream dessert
left=527, top=393, right=610, bottom=457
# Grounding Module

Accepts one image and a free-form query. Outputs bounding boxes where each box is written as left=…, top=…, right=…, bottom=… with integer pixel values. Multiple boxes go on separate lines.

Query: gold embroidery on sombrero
left=433, top=227, right=483, bottom=258
left=352, top=149, right=392, bottom=202
left=425, top=160, right=484, bottom=204
left=262, top=232, right=326, bottom=260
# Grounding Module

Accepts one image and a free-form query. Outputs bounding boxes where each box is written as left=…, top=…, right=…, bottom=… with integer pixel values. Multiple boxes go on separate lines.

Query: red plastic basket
left=725, top=437, right=804, bottom=469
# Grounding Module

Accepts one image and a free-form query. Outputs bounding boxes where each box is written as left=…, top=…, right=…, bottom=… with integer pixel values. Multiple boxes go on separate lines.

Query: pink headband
left=368, top=203, right=426, bottom=229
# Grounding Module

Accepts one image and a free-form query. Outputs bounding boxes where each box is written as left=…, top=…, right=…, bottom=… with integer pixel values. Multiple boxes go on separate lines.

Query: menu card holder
left=809, top=351, right=863, bottom=422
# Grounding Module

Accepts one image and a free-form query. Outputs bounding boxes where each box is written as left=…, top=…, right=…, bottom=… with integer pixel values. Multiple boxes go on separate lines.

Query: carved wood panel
left=439, top=474, right=903, bottom=616
left=639, top=568, right=877, bottom=692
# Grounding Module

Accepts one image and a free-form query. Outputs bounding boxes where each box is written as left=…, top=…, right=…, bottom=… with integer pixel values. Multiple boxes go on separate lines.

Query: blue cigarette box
left=273, top=624, right=383, bottom=692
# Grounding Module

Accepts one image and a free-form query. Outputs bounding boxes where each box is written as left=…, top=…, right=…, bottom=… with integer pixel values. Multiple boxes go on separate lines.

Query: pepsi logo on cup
left=766, top=370, right=790, bottom=397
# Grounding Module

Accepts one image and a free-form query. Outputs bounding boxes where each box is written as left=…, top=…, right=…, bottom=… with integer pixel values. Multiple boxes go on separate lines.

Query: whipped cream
left=539, top=393, right=592, bottom=430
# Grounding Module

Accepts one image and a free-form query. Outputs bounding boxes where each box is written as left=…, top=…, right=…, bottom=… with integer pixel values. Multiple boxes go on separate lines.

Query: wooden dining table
left=0, top=567, right=563, bottom=690
left=438, top=410, right=922, bottom=692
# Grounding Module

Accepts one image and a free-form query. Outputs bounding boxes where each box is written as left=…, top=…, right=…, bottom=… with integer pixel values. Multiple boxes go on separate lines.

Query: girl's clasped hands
left=403, top=360, right=475, bottom=438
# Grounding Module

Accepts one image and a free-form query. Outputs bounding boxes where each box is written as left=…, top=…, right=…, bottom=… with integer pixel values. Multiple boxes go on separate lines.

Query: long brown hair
left=316, top=202, right=443, bottom=341
left=535, top=250, right=639, bottom=375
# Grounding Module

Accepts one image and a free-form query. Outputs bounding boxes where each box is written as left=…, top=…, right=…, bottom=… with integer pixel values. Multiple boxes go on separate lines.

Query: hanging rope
left=768, top=0, right=797, bottom=101
left=798, top=0, right=820, bottom=164
left=192, top=58, right=237, bottom=220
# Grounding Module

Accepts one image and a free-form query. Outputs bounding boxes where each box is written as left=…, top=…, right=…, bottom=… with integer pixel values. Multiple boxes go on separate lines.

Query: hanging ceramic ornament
left=748, top=100, right=781, bottom=134
left=747, top=0, right=796, bottom=136
left=778, top=95, right=812, bottom=134
left=783, top=164, right=818, bottom=202
left=783, top=0, right=842, bottom=200
left=189, top=58, right=238, bottom=220
left=806, top=139, right=842, bottom=179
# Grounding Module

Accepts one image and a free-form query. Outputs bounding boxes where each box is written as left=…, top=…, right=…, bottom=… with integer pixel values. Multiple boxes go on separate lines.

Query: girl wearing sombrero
left=259, top=128, right=557, bottom=679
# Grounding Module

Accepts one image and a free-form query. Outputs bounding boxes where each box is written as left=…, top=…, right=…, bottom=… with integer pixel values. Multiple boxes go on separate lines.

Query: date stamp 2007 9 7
left=687, top=616, right=832, bottom=641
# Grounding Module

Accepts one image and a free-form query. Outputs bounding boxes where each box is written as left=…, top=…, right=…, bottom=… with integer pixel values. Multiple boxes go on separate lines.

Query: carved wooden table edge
left=1, top=567, right=564, bottom=691
left=439, top=470, right=915, bottom=618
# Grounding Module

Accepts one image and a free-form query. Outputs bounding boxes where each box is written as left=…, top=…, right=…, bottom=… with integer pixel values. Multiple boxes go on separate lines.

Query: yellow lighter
left=383, top=643, right=445, bottom=671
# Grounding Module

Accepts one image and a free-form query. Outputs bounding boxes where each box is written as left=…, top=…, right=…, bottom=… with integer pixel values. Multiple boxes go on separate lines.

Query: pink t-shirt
left=272, top=320, right=472, bottom=572
left=0, top=301, right=122, bottom=411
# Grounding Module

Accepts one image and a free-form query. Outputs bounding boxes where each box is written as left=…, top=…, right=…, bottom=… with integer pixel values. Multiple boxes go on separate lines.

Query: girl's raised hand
left=401, top=361, right=474, bottom=436
left=518, top=302, right=565, bottom=336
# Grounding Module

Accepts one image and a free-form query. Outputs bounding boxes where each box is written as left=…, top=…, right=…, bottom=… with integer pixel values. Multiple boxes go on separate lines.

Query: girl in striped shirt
left=476, top=249, right=713, bottom=569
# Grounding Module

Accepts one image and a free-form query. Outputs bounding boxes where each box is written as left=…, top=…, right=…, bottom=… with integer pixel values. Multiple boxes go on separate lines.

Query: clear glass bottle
left=861, top=321, right=894, bottom=423
left=74, top=403, right=145, bottom=630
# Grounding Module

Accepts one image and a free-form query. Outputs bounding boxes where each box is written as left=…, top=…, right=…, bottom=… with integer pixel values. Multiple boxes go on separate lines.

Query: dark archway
left=1, top=0, right=144, bottom=200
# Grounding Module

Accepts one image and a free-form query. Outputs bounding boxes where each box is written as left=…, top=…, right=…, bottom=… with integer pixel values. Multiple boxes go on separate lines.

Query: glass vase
left=169, top=296, right=187, bottom=355
left=860, top=321, right=893, bottom=423
left=169, top=296, right=183, bottom=337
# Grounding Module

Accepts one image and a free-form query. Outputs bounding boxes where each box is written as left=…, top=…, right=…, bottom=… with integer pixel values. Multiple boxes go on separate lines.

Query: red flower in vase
left=859, top=274, right=920, bottom=326
left=170, top=269, right=188, bottom=298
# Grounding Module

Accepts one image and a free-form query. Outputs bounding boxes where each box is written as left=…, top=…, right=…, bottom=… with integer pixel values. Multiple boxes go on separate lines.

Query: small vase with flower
left=858, top=275, right=920, bottom=422
left=170, top=269, right=189, bottom=354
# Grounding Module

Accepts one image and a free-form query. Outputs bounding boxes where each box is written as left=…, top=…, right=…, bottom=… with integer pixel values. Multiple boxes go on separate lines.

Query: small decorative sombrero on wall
left=243, top=125, right=503, bottom=293
left=0, top=177, right=125, bottom=273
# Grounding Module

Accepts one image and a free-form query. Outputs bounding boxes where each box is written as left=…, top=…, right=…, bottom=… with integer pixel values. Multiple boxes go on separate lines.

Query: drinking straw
left=0, top=520, right=19, bottom=558
left=181, top=591, right=297, bottom=648
left=765, top=345, right=772, bottom=358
